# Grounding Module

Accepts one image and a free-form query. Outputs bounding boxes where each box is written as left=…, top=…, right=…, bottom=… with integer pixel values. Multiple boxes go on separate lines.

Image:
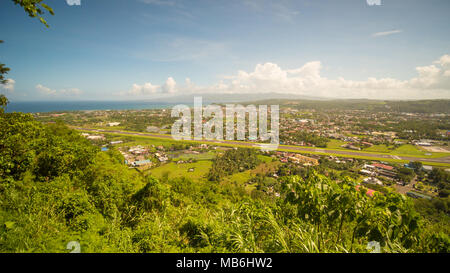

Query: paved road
left=74, top=127, right=450, bottom=165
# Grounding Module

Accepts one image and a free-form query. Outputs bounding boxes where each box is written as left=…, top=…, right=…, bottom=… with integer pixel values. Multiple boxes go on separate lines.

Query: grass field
left=391, top=144, right=429, bottom=156
left=146, top=160, right=213, bottom=182
left=257, top=155, right=274, bottom=163
left=173, top=151, right=217, bottom=160
left=327, top=139, right=347, bottom=149
left=363, top=144, right=393, bottom=153
left=220, top=160, right=282, bottom=193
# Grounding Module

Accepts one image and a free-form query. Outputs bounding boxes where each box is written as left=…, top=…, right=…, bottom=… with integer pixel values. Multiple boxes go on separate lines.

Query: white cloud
left=207, top=55, right=450, bottom=99
left=0, top=79, right=15, bottom=92
left=123, top=77, right=178, bottom=96
left=162, top=77, right=177, bottom=93
left=36, top=84, right=83, bottom=96
left=372, top=30, right=402, bottom=37
left=128, top=82, right=160, bottom=96
left=66, top=0, right=81, bottom=6
left=434, top=54, right=450, bottom=67
left=122, top=54, right=450, bottom=100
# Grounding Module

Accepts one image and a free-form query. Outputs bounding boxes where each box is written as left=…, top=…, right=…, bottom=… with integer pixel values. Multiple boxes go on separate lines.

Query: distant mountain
left=238, top=98, right=450, bottom=114
left=143, top=93, right=326, bottom=104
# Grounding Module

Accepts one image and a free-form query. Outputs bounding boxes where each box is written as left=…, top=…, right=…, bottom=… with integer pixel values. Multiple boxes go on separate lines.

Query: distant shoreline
left=5, top=101, right=177, bottom=113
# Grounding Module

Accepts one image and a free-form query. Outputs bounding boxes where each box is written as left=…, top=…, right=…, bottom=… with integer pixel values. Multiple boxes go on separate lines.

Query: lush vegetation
left=0, top=99, right=449, bottom=253
left=208, top=148, right=261, bottom=181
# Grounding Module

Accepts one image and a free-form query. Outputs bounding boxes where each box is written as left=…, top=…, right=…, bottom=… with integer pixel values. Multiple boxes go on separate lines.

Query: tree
left=0, top=41, right=11, bottom=85
left=0, top=94, right=8, bottom=113
left=12, top=0, right=54, bottom=27
left=409, top=161, right=423, bottom=173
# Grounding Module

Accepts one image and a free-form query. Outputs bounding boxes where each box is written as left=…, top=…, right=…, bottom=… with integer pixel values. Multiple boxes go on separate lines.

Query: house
left=406, top=191, right=432, bottom=200
left=371, top=163, right=394, bottom=171
left=107, top=122, right=120, bottom=127
left=110, top=140, right=123, bottom=145
left=86, top=135, right=104, bottom=140
left=361, top=141, right=373, bottom=147
left=132, top=159, right=152, bottom=167
left=416, top=142, right=432, bottom=146
left=360, top=169, right=375, bottom=176
left=356, top=185, right=376, bottom=197
left=363, top=177, right=383, bottom=186
left=146, top=126, right=159, bottom=133
left=129, top=146, right=147, bottom=155
left=288, top=154, right=319, bottom=165
left=341, top=143, right=361, bottom=151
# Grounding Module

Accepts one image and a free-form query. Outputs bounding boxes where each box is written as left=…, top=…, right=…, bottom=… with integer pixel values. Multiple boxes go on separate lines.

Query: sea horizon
left=5, top=100, right=178, bottom=113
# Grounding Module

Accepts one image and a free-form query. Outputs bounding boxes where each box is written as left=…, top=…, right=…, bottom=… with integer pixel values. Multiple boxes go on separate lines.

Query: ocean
left=5, top=101, right=177, bottom=113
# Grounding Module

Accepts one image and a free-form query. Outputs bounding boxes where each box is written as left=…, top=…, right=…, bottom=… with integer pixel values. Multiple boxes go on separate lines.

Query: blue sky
left=1, top=0, right=449, bottom=101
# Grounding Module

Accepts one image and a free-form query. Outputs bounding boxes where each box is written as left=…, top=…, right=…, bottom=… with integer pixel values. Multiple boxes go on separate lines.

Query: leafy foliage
left=12, top=0, right=54, bottom=27
left=208, top=148, right=260, bottom=181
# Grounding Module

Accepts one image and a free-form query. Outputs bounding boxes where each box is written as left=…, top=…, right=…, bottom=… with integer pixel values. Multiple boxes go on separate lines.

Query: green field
left=173, top=151, right=217, bottom=161
left=326, top=139, right=347, bottom=149
left=146, top=160, right=213, bottom=182
left=391, top=144, right=429, bottom=156
left=221, top=160, right=281, bottom=193
left=363, top=144, right=393, bottom=153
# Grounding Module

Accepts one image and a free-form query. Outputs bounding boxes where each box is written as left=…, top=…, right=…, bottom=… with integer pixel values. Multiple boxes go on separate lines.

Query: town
left=37, top=99, right=448, bottom=205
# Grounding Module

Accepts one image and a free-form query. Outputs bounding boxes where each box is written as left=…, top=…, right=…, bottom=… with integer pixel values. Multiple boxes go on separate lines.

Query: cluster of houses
left=359, top=163, right=397, bottom=180
left=275, top=152, right=319, bottom=166
left=278, top=108, right=447, bottom=152
left=118, top=145, right=169, bottom=168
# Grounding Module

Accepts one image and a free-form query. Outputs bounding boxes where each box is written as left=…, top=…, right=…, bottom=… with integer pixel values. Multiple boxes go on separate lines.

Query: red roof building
left=371, top=163, right=394, bottom=171
left=356, top=185, right=376, bottom=197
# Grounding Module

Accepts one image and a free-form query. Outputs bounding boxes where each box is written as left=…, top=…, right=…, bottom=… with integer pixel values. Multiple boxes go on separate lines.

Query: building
left=146, top=126, right=159, bottom=133
left=86, top=135, right=105, bottom=140
left=107, top=122, right=121, bottom=127
left=132, top=159, right=152, bottom=167
left=341, top=143, right=361, bottom=151
left=406, top=191, right=432, bottom=200
left=363, top=177, right=383, bottom=186
left=288, top=154, right=319, bottom=166
left=360, top=169, right=375, bottom=176
left=371, top=163, right=394, bottom=171
left=416, top=142, right=432, bottom=146
left=356, top=185, right=376, bottom=197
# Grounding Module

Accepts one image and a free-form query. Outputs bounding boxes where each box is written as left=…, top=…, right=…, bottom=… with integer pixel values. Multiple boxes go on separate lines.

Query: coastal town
left=73, top=103, right=448, bottom=202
